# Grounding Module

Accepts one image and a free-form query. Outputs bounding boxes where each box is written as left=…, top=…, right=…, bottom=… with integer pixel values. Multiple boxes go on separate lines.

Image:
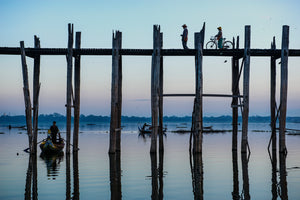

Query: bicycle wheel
left=206, top=41, right=217, bottom=49
left=223, top=41, right=233, bottom=49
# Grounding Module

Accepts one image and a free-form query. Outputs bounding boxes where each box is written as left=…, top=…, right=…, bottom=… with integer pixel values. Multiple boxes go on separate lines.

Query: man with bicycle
left=215, top=26, right=223, bottom=49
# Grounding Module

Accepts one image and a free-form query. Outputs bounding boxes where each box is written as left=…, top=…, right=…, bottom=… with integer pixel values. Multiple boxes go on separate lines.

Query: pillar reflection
left=232, top=151, right=239, bottom=200
left=109, top=152, right=122, bottom=200
left=279, top=153, right=288, bottom=200
left=241, top=153, right=250, bottom=200
left=190, top=151, right=203, bottom=200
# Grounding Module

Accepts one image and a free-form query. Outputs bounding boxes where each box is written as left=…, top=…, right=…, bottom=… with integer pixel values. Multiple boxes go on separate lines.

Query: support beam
left=279, top=26, right=289, bottom=153
left=20, top=41, right=33, bottom=152
left=150, top=25, right=161, bottom=153
left=109, top=31, right=122, bottom=153
left=270, top=36, right=277, bottom=152
left=192, top=23, right=205, bottom=154
left=66, top=23, right=74, bottom=154
left=32, top=36, right=41, bottom=154
left=241, top=26, right=251, bottom=153
left=158, top=32, right=164, bottom=153
left=73, top=32, right=81, bottom=152
left=232, top=36, right=239, bottom=151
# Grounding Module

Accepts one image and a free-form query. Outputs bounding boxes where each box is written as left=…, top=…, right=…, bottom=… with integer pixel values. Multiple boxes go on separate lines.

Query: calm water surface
left=0, top=122, right=300, bottom=199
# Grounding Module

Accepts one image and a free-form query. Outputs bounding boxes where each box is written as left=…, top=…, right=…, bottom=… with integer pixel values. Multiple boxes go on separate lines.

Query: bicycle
left=206, top=36, right=233, bottom=49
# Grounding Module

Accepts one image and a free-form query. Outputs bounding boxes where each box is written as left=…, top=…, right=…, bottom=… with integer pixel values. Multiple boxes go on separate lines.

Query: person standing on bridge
left=181, top=24, right=189, bottom=49
left=215, top=26, right=223, bottom=49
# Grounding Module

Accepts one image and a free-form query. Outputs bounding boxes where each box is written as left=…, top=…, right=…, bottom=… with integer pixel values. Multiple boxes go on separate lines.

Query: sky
left=0, top=0, right=299, bottom=117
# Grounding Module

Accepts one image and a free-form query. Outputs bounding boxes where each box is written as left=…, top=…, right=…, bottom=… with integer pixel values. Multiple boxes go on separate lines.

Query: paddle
left=23, top=139, right=46, bottom=153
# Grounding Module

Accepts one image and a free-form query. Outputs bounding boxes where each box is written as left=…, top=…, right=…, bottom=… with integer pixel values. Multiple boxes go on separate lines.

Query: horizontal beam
left=163, top=94, right=243, bottom=98
left=0, top=47, right=300, bottom=57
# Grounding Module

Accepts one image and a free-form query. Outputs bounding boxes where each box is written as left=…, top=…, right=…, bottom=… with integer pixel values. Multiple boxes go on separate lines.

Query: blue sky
left=0, top=0, right=299, bottom=116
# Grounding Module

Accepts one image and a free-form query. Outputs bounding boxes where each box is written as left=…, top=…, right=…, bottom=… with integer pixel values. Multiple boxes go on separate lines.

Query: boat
left=138, top=123, right=167, bottom=134
left=40, top=138, right=65, bottom=154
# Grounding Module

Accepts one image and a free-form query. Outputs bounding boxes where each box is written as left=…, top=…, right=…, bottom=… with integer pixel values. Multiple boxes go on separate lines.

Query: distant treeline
left=0, top=113, right=300, bottom=124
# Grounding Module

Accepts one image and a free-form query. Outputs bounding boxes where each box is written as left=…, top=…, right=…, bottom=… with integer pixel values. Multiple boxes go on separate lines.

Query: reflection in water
left=73, top=151, right=80, bottom=200
left=190, top=152, right=203, bottom=200
left=269, top=149, right=278, bottom=200
left=232, top=151, right=239, bottom=200
left=150, top=152, right=164, bottom=200
left=109, top=152, right=122, bottom=200
left=241, top=153, right=250, bottom=200
left=279, top=153, right=288, bottom=200
left=25, top=154, right=38, bottom=200
left=66, top=153, right=71, bottom=200
left=40, top=152, right=64, bottom=179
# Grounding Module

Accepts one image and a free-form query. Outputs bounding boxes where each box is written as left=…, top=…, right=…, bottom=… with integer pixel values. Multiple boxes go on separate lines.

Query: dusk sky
left=0, top=0, right=299, bottom=117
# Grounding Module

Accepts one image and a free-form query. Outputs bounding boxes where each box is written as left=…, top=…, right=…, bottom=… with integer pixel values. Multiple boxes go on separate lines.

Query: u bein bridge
left=1, top=22, right=297, bottom=199
left=0, top=23, right=299, bottom=157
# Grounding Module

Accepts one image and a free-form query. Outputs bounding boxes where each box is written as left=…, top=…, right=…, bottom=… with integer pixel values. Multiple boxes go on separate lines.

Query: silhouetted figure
left=50, top=121, right=60, bottom=144
left=181, top=24, right=189, bottom=49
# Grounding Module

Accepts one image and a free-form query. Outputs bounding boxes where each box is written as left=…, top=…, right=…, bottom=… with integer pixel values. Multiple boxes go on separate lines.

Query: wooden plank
left=279, top=26, right=289, bottom=153
left=20, top=41, right=33, bottom=152
left=159, top=32, right=164, bottom=153
left=66, top=23, right=74, bottom=154
left=2, top=47, right=300, bottom=57
left=73, top=32, right=81, bottom=152
left=241, top=26, right=251, bottom=153
left=32, top=36, right=40, bottom=154
left=109, top=31, right=122, bottom=153
left=270, top=36, right=277, bottom=151
left=163, top=93, right=243, bottom=98
left=150, top=25, right=161, bottom=153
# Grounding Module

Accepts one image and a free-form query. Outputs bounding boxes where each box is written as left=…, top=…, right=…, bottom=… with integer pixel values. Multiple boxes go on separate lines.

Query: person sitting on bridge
left=50, top=121, right=61, bottom=144
left=181, top=24, right=189, bottom=49
left=215, top=26, right=223, bottom=49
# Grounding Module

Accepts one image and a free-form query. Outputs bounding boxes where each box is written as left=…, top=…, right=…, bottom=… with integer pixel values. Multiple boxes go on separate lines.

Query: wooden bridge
left=1, top=23, right=299, bottom=157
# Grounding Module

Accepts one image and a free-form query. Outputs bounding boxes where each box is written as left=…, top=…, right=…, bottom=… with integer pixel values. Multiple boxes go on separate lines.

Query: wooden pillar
left=279, top=25, right=289, bottom=153
left=66, top=23, right=74, bottom=154
left=109, top=31, right=122, bottom=153
left=150, top=25, right=161, bottom=153
left=232, top=36, right=239, bottom=151
left=270, top=36, right=277, bottom=152
left=158, top=32, right=164, bottom=153
left=32, top=36, right=41, bottom=155
left=73, top=32, right=81, bottom=152
left=241, top=26, right=251, bottom=153
left=20, top=41, right=33, bottom=152
left=192, top=23, right=205, bottom=154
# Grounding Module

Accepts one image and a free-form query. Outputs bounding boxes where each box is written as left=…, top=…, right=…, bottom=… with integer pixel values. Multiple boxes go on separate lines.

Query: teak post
left=270, top=36, right=277, bottom=152
left=109, top=31, right=122, bottom=153
left=73, top=32, right=81, bottom=152
left=192, top=23, right=205, bottom=154
left=150, top=25, right=161, bottom=153
left=66, top=23, right=74, bottom=154
left=20, top=41, right=33, bottom=152
left=241, top=26, right=251, bottom=153
left=158, top=32, right=164, bottom=153
left=279, top=25, right=289, bottom=153
left=232, top=36, right=239, bottom=151
left=32, top=36, right=41, bottom=154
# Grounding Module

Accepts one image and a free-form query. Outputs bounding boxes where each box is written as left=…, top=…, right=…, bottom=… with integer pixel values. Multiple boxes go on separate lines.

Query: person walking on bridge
left=181, top=24, right=189, bottom=49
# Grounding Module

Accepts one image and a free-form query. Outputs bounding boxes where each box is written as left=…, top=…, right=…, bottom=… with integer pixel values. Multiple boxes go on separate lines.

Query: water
left=0, top=122, right=300, bottom=199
